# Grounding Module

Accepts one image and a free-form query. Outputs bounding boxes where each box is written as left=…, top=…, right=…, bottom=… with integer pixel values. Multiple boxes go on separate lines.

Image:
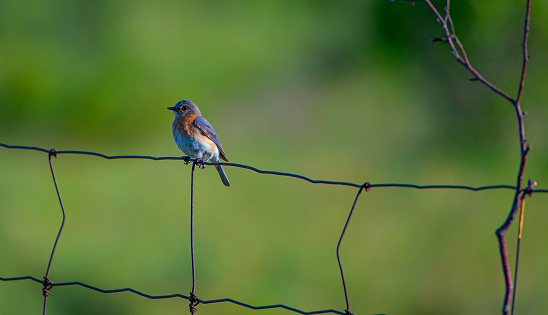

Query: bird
left=168, top=100, right=230, bottom=187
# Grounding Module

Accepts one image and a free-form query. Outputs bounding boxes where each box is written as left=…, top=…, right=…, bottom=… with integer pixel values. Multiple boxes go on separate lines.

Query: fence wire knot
left=524, top=179, right=536, bottom=197
left=344, top=310, right=354, bottom=315
left=189, top=292, right=200, bottom=313
left=48, top=148, right=58, bottom=159
left=42, top=277, right=53, bottom=297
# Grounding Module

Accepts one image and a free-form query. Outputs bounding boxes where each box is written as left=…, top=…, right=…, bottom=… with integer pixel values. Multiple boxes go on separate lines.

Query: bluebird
left=168, top=100, right=230, bottom=187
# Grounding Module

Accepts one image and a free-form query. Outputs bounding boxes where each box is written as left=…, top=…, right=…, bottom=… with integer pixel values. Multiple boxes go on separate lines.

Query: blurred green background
left=1, top=0, right=548, bottom=314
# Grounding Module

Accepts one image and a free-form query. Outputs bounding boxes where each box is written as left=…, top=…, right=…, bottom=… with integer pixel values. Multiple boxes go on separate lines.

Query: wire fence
left=1, top=142, right=546, bottom=314
left=0, top=1, right=544, bottom=314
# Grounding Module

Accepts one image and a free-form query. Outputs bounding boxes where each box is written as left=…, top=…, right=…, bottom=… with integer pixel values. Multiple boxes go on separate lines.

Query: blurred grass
left=1, top=0, right=548, bottom=314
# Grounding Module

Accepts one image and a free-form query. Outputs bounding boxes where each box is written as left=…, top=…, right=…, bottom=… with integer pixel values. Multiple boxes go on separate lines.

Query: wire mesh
left=1, top=142, right=545, bottom=314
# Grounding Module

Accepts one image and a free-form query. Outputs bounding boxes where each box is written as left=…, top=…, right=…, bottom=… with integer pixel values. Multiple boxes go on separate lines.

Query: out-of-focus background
left=1, top=1, right=547, bottom=314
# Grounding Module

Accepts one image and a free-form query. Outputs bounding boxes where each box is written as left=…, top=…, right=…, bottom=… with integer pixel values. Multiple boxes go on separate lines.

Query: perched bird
left=168, top=100, right=230, bottom=187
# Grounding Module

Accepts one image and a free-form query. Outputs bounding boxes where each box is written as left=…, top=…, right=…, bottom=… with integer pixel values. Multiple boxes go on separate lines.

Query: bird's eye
left=182, top=105, right=189, bottom=111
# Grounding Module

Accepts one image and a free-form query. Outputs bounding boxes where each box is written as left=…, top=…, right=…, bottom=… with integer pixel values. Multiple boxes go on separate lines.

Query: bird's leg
left=196, top=159, right=206, bottom=169
left=182, top=156, right=191, bottom=165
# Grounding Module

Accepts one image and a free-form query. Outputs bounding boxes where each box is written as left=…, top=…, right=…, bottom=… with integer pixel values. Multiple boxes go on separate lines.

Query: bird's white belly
left=174, top=133, right=217, bottom=161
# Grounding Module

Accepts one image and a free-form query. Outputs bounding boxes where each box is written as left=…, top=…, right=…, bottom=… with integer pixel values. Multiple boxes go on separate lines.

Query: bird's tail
left=215, top=164, right=230, bottom=187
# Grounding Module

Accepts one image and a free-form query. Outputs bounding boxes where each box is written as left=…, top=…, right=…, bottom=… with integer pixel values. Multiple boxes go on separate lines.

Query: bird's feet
left=196, top=159, right=206, bottom=169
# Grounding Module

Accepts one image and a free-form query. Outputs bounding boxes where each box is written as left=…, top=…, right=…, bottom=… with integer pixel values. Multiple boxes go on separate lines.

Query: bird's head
left=167, top=100, right=201, bottom=117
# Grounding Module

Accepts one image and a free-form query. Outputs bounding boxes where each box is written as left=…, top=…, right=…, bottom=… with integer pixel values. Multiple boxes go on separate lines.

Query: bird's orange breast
left=173, top=114, right=200, bottom=138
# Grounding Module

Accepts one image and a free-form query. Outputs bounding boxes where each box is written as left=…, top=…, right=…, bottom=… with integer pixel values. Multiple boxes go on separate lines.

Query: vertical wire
left=336, top=183, right=368, bottom=314
left=511, top=194, right=527, bottom=315
left=189, top=160, right=198, bottom=313
left=43, top=150, right=66, bottom=314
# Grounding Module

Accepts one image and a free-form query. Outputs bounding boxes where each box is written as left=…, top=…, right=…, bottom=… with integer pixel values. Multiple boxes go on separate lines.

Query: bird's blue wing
left=194, top=116, right=228, bottom=161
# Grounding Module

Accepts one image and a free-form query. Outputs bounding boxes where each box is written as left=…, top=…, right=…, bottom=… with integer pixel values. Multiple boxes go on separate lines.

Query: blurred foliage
left=1, top=0, right=548, bottom=314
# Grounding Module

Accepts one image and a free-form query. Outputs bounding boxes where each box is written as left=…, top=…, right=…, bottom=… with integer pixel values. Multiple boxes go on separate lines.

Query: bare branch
left=397, top=1, right=533, bottom=314
left=422, top=0, right=515, bottom=103
left=516, top=0, right=532, bottom=106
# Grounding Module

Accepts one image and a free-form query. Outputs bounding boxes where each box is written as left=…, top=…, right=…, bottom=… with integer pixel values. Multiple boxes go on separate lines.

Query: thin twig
left=495, top=1, right=532, bottom=313
left=422, top=0, right=515, bottom=103
left=516, top=0, right=532, bottom=106
left=496, top=144, right=529, bottom=314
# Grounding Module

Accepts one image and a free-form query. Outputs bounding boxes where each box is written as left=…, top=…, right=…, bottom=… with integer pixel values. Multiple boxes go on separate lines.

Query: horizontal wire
left=0, top=276, right=344, bottom=314
left=1, top=142, right=544, bottom=193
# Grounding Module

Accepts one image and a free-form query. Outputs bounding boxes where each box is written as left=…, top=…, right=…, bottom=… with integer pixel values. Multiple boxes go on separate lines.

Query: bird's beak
left=167, top=106, right=176, bottom=111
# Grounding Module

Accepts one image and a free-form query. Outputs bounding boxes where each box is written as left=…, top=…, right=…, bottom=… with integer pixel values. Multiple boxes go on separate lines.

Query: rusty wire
left=1, top=142, right=546, bottom=314
left=189, top=160, right=199, bottom=314
left=1, top=142, right=537, bottom=192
